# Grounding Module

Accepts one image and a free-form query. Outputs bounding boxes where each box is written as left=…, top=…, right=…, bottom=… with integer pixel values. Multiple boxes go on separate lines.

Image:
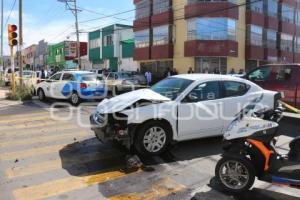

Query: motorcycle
left=215, top=96, right=300, bottom=193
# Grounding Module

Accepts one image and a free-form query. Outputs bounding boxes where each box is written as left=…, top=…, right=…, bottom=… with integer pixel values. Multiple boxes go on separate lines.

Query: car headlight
left=226, top=119, right=239, bottom=132
left=93, top=112, right=106, bottom=124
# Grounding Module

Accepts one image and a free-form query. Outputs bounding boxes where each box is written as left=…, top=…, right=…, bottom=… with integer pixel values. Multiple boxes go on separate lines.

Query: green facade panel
left=47, top=42, right=66, bottom=68
left=109, top=57, right=118, bottom=71
left=122, top=42, right=134, bottom=58
left=88, top=30, right=101, bottom=63
left=102, top=46, right=114, bottom=59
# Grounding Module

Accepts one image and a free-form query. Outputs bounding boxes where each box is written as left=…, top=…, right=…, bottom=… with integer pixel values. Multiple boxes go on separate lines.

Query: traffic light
left=8, top=24, right=18, bottom=46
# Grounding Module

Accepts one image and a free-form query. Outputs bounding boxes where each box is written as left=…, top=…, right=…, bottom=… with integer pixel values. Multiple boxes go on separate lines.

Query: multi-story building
left=133, top=0, right=300, bottom=78
left=24, top=45, right=37, bottom=70
left=34, top=40, right=48, bottom=70
left=88, top=24, right=138, bottom=71
left=47, top=41, right=87, bottom=69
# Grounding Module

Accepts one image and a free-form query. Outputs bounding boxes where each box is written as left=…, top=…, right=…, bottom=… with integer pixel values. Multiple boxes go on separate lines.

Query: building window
left=134, top=29, right=150, bottom=48
left=295, top=37, right=300, bottom=53
left=153, top=25, right=171, bottom=46
left=195, top=57, right=227, bottom=74
left=296, top=10, right=300, bottom=25
left=280, top=33, right=293, bottom=52
left=247, top=25, right=263, bottom=46
left=247, top=0, right=263, bottom=13
left=264, top=29, right=277, bottom=49
left=281, top=4, right=294, bottom=23
left=188, top=0, right=236, bottom=4
left=104, top=35, right=113, bottom=46
left=153, top=0, right=170, bottom=15
left=135, top=0, right=151, bottom=20
left=267, top=0, right=278, bottom=17
left=187, top=18, right=236, bottom=41
left=89, top=38, right=101, bottom=49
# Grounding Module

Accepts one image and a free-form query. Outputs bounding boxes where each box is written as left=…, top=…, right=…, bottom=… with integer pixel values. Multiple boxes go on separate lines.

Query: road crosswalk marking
left=0, top=132, right=88, bottom=148
left=6, top=151, right=123, bottom=179
left=0, top=120, right=72, bottom=132
left=0, top=111, right=50, bottom=120
left=13, top=168, right=140, bottom=200
left=0, top=144, right=71, bottom=161
left=0, top=124, right=79, bottom=137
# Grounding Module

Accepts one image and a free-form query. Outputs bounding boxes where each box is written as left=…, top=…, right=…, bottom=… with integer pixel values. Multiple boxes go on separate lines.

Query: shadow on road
left=58, top=136, right=223, bottom=179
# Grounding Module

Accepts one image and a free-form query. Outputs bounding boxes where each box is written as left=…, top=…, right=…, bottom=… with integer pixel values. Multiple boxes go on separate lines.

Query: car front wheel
left=38, top=89, right=46, bottom=101
left=134, top=121, right=171, bottom=156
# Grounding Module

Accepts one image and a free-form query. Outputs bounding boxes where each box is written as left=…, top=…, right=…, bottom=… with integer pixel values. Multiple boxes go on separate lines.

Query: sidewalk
left=0, top=87, right=7, bottom=99
left=0, top=87, right=22, bottom=109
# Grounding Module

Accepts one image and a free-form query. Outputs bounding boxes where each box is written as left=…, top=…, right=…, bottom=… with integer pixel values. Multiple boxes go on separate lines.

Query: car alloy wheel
left=143, top=126, right=167, bottom=153
left=71, top=93, right=79, bottom=105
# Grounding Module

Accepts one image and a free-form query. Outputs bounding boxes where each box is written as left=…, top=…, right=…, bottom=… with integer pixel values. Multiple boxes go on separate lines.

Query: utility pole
left=58, top=0, right=81, bottom=70
left=1, top=0, right=3, bottom=70
left=18, top=0, right=23, bottom=87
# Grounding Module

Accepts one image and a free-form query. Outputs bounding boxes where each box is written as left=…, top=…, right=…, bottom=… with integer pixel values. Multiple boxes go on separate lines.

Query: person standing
left=230, top=68, right=236, bottom=75
left=145, top=70, right=152, bottom=86
left=163, top=68, right=170, bottom=78
left=171, top=68, right=178, bottom=76
left=188, top=67, right=194, bottom=74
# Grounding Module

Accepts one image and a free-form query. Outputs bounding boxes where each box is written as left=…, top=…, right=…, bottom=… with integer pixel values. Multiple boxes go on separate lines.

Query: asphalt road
left=0, top=94, right=299, bottom=200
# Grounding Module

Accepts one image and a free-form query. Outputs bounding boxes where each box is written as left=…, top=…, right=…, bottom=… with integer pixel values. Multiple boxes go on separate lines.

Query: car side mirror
left=188, top=93, right=198, bottom=101
left=183, top=92, right=198, bottom=103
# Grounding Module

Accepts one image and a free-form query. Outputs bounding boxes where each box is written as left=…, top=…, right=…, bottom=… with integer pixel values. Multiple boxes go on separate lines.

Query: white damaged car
left=90, top=74, right=281, bottom=156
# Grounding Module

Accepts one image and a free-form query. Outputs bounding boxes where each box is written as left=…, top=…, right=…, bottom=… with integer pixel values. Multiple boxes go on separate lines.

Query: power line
left=79, top=0, right=264, bottom=35
left=4, top=0, right=17, bottom=27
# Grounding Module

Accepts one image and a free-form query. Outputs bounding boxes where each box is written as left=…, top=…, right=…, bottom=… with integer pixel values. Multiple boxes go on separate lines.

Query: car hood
left=96, top=89, right=171, bottom=113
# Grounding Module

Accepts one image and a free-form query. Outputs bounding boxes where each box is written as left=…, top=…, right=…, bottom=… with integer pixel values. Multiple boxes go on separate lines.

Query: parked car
left=125, top=71, right=147, bottom=85
left=36, top=71, right=106, bottom=105
left=90, top=74, right=281, bottom=156
left=4, top=67, right=19, bottom=86
left=15, top=70, right=39, bottom=91
left=245, top=64, right=300, bottom=108
left=105, top=72, right=143, bottom=94
left=90, top=69, right=103, bottom=76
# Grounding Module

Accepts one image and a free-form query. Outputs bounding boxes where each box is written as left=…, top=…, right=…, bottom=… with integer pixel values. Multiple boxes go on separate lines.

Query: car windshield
left=118, top=73, right=132, bottom=79
left=150, top=78, right=194, bottom=100
left=81, top=74, right=97, bottom=81
left=23, top=71, right=33, bottom=77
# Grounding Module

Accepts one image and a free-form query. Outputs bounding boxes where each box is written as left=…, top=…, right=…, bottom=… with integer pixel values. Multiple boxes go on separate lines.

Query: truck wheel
left=134, top=121, right=171, bottom=156
left=215, top=156, right=255, bottom=194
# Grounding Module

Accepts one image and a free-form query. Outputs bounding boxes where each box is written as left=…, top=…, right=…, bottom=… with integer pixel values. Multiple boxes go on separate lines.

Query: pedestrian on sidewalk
left=145, top=71, right=152, bottom=86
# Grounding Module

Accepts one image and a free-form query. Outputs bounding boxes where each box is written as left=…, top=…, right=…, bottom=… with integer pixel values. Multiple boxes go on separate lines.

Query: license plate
left=95, top=92, right=101, bottom=96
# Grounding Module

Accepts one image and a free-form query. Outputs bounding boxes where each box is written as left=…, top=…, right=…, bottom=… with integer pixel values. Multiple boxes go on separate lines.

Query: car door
left=177, top=81, right=224, bottom=140
left=59, top=73, right=75, bottom=99
left=267, top=65, right=296, bottom=106
left=246, top=66, right=272, bottom=88
left=221, top=81, right=251, bottom=128
left=105, top=73, right=115, bottom=91
left=47, top=73, right=62, bottom=98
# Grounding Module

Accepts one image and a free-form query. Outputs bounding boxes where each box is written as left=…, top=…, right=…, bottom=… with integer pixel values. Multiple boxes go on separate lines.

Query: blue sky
left=2, top=0, right=134, bottom=54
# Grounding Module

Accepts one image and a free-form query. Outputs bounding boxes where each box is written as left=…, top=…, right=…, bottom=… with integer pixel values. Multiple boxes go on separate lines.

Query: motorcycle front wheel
left=215, top=156, right=256, bottom=193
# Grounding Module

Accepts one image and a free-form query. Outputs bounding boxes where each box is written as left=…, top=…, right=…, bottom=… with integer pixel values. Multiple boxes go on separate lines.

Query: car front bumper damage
left=90, top=112, right=134, bottom=148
